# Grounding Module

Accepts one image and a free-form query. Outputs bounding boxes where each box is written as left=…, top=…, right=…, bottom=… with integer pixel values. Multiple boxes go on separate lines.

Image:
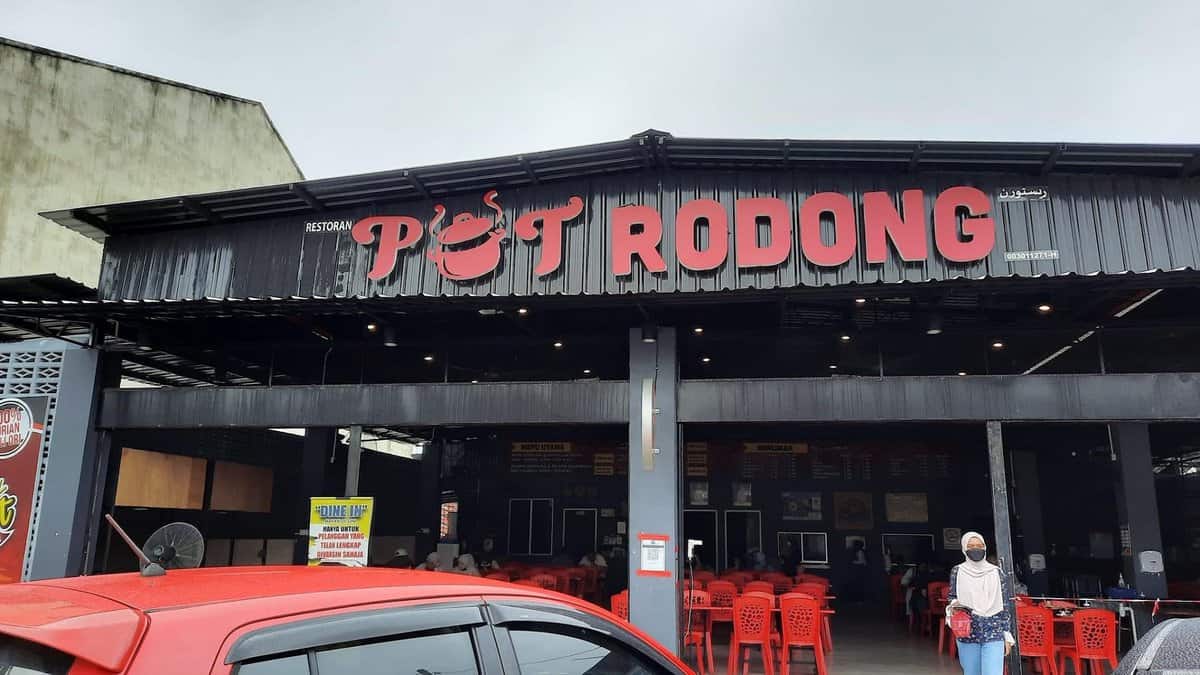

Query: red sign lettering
left=863, top=189, right=928, bottom=263
left=934, top=186, right=995, bottom=263
left=514, top=196, right=585, bottom=277
left=612, top=205, right=667, bottom=276
left=735, top=198, right=791, bottom=268
left=675, top=199, right=728, bottom=272
left=350, top=186, right=995, bottom=282
left=800, top=192, right=857, bottom=267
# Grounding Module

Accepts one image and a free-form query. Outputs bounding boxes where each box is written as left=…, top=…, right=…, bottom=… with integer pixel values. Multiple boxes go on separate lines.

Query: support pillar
left=417, top=441, right=442, bottom=563
left=1012, top=450, right=1049, bottom=596
left=27, top=346, right=107, bottom=580
left=987, top=422, right=1022, bottom=674
left=345, top=425, right=362, bottom=497
left=628, top=327, right=680, bottom=654
left=295, top=427, right=334, bottom=564
left=1112, top=423, right=1166, bottom=637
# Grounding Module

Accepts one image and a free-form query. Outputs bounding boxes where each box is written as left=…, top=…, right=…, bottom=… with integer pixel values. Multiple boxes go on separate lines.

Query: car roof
left=24, top=566, right=554, bottom=612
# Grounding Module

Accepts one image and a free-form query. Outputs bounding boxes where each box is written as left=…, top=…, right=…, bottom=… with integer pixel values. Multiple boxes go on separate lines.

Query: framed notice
left=885, top=493, right=929, bottom=524
left=942, top=528, right=963, bottom=550
left=733, top=482, right=753, bottom=507
left=834, top=492, right=873, bottom=531
left=782, top=491, right=822, bottom=521
left=307, top=496, right=375, bottom=567
left=637, top=533, right=671, bottom=577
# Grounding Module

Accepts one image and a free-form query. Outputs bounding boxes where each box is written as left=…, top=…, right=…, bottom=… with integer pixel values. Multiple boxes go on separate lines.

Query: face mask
left=966, top=549, right=986, bottom=562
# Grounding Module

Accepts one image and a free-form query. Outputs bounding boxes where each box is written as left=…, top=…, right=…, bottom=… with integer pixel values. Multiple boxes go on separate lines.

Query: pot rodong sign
left=352, top=186, right=994, bottom=282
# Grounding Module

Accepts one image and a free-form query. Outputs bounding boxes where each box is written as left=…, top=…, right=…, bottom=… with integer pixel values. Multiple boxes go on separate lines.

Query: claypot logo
left=0, top=398, right=34, bottom=460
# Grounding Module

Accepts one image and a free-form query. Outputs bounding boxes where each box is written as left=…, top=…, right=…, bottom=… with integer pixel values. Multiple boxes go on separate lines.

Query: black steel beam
left=99, top=380, right=628, bottom=428
left=678, top=373, right=1200, bottom=422
left=289, top=183, right=325, bottom=212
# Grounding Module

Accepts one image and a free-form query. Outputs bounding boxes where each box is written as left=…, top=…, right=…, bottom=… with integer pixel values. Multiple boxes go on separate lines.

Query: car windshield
left=0, top=636, right=73, bottom=675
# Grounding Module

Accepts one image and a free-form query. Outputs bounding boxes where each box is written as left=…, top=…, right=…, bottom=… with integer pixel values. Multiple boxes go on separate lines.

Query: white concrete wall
left=0, top=39, right=303, bottom=285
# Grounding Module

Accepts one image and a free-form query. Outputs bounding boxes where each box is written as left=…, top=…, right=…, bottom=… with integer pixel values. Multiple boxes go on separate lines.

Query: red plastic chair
left=730, top=593, right=777, bottom=675
left=683, top=589, right=711, bottom=675
left=610, top=590, right=629, bottom=620
left=762, top=573, right=793, bottom=594
left=793, top=582, right=833, bottom=652
left=485, top=571, right=511, bottom=581
left=924, top=581, right=950, bottom=637
left=580, top=566, right=600, bottom=600
left=563, top=568, right=587, bottom=597
left=779, top=593, right=827, bottom=675
left=1057, top=609, right=1118, bottom=675
left=935, top=585, right=954, bottom=654
left=513, top=579, right=541, bottom=587
left=1016, top=605, right=1059, bottom=675
left=745, top=580, right=776, bottom=596
left=705, top=580, right=738, bottom=673
left=529, top=573, right=558, bottom=591
left=889, top=573, right=907, bottom=620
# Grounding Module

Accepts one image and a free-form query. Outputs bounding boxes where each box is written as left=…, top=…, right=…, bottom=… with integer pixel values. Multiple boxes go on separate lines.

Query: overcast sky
left=5, top=0, right=1199, bottom=179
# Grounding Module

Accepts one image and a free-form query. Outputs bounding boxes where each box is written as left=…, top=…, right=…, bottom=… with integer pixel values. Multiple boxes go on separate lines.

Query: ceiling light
left=854, top=298, right=867, bottom=305
left=383, top=327, right=398, bottom=348
left=926, top=313, right=943, bottom=336
left=829, top=364, right=838, bottom=370
left=992, top=340, right=1005, bottom=350
left=583, top=369, right=592, bottom=374
left=701, top=357, right=712, bottom=363
left=958, top=371, right=968, bottom=376
left=553, top=341, right=564, bottom=349
left=471, top=379, right=479, bottom=384
left=311, top=327, right=332, bottom=341
left=1036, top=303, right=1053, bottom=314
left=693, top=327, right=704, bottom=334
left=840, top=334, right=852, bottom=342
left=365, top=322, right=379, bottom=333
left=517, top=307, right=529, bottom=315
left=641, top=324, right=657, bottom=343
left=423, top=354, right=434, bottom=362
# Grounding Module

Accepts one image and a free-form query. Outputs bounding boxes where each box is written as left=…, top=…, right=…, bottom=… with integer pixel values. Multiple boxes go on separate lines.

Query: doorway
left=684, top=509, right=718, bottom=571
left=724, top=510, right=762, bottom=570
left=562, top=507, right=598, bottom=557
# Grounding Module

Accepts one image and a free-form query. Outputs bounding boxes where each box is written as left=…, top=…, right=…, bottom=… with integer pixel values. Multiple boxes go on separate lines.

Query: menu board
left=509, top=442, right=625, bottom=475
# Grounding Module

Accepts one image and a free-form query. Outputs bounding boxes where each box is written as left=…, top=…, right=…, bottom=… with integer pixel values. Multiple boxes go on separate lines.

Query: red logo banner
left=0, top=397, right=47, bottom=584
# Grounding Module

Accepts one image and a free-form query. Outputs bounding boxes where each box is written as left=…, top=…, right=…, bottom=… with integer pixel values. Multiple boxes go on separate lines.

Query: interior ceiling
left=3, top=276, right=1198, bottom=394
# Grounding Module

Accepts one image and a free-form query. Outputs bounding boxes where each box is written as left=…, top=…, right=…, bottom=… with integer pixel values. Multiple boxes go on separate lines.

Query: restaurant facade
left=3, top=131, right=1200, bottom=658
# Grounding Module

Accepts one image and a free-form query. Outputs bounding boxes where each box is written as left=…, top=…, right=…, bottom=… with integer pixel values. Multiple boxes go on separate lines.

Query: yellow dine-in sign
left=307, top=497, right=374, bottom=567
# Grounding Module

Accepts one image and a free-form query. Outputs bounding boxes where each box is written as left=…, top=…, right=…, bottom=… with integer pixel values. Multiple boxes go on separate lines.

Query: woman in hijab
left=946, top=532, right=1013, bottom=675
left=421, top=552, right=441, bottom=571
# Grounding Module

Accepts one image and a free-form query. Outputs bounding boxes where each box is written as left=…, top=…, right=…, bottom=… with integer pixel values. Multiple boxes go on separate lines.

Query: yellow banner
left=307, top=497, right=374, bottom=567
left=743, top=442, right=808, bottom=454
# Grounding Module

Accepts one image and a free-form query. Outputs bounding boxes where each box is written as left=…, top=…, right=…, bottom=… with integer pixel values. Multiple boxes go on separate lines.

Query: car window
left=508, top=628, right=667, bottom=675
left=235, top=653, right=309, bottom=674
left=315, top=629, right=479, bottom=675
left=0, top=636, right=73, bottom=675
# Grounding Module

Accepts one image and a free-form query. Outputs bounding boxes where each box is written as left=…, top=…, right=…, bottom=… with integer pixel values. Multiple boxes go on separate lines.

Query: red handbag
left=950, top=609, right=973, bottom=638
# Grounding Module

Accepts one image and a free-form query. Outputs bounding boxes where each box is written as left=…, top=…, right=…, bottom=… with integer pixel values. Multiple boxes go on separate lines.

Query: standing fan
left=142, top=522, right=206, bottom=570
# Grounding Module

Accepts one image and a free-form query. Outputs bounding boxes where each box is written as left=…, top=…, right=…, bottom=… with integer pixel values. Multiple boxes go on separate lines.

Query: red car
left=0, top=566, right=692, bottom=675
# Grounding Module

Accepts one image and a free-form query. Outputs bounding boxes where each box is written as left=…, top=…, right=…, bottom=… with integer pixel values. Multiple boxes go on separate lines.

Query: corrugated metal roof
left=41, top=131, right=1200, bottom=242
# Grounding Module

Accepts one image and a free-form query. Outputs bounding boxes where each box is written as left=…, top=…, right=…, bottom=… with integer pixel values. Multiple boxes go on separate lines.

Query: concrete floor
left=689, top=605, right=962, bottom=675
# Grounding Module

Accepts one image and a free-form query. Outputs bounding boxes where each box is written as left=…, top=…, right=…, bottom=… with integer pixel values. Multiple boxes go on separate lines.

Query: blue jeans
left=956, top=640, right=1005, bottom=675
